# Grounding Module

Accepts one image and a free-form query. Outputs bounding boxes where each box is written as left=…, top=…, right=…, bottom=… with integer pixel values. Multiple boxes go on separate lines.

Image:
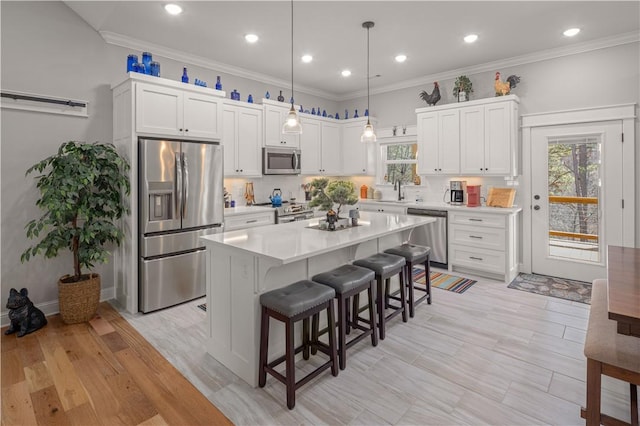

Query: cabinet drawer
left=224, top=212, right=274, bottom=231
left=450, top=244, right=504, bottom=274
left=450, top=224, right=505, bottom=251
left=449, top=211, right=504, bottom=228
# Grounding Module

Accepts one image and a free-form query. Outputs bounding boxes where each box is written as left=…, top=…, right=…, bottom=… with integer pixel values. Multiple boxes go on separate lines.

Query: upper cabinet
left=222, top=101, right=263, bottom=177
left=263, top=100, right=300, bottom=148
left=342, top=117, right=377, bottom=176
left=300, top=116, right=341, bottom=175
left=135, top=79, right=223, bottom=140
left=416, top=95, right=519, bottom=177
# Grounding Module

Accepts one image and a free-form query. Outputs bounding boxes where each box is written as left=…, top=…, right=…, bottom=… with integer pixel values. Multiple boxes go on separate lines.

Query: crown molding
left=101, top=30, right=639, bottom=103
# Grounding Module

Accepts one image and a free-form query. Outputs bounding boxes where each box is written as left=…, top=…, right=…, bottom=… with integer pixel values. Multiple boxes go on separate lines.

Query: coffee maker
left=450, top=181, right=467, bottom=205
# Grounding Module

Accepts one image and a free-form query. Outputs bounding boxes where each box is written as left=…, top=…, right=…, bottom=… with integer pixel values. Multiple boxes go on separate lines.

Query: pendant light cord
left=290, top=0, right=294, bottom=106
left=366, top=24, right=370, bottom=116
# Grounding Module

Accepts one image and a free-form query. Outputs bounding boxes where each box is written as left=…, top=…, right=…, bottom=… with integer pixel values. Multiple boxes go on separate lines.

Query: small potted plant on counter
left=21, top=141, right=130, bottom=324
left=308, top=178, right=358, bottom=220
left=453, top=75, right=473, bottom=102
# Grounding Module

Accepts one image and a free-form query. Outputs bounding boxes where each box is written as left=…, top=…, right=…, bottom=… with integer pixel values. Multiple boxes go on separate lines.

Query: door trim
left=521, top=103, right=636, bottom=275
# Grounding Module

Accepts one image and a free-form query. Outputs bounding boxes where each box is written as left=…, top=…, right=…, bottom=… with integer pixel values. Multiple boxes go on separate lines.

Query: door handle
left=182, top=152, right=189, bottom=217
left=175, top=153, right=182, bottom=218
left=534, top=194, right=540, bottom=200
left=534, top=205, right=540, bottom=210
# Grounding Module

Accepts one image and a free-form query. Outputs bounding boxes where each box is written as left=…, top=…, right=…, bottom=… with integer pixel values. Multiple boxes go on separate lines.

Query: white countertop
left=201, top=211, right=434, bottom=264
left=358, top=199, right=522, bottom=214
left=223, top=205, right=274, bottom=216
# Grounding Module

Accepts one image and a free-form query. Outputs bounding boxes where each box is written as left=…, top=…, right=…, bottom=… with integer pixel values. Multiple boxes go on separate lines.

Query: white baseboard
left=0, top=287, right=116, bottom=328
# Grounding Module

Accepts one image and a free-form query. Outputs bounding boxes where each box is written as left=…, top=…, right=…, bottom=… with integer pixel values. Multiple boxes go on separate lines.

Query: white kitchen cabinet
left=460, top=99, right=518, bottom=176
left=357, top=202, right=407, bottom=214
left=416, top=109, right=460, bottom=175
left=136, top=82, right=222, bottom=140
left=263, top=100, right=299, bottom=148
left=342, top=117, right=376, bottom=176
left=224, top=210, right=275, bottom=231
left=222, top=101, right=262, bottom=176
left=448, top=210, right=518, bottom=282
left=301, top=116, right=341, bottom=175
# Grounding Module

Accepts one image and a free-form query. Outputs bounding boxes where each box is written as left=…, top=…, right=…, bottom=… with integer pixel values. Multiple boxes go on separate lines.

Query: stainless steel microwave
left=262, top=147, right=301, bottom=175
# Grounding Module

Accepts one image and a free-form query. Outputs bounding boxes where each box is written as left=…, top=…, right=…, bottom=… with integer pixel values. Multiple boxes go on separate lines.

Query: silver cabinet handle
left=469, top=235, right=483, bottom=239
left=246, top=219, right=258, bottom=224
left=469, top=218, right=483, bottom=222
left=470, top=256, right=483, bottom=261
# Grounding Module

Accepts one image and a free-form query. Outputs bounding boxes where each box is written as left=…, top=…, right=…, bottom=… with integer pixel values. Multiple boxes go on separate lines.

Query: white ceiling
left=65, top=1, right=640, bottom=100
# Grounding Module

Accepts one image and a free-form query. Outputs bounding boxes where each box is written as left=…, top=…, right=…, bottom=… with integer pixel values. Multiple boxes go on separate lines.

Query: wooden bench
left=581, top=279, right=640, bottom=426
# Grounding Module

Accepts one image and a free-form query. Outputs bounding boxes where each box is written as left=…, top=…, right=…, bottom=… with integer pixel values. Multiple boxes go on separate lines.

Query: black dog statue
left=5, top=288, right=47, bottom=337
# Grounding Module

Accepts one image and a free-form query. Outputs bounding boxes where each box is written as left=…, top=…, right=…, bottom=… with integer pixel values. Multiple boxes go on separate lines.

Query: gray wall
left=1, top=1, right=638, bottom=316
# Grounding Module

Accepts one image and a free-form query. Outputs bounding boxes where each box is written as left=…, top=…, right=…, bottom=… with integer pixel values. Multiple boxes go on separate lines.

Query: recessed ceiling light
left=395, top=54, right=407, bottom=63
left=563, top=28, right=580, bottom=37
left=464, top=34, right=478, bottom=43
left=245, top=34, right=259, bottom=43
left=301, top=54, right=313, bottom=63
left=164, top=3, right=182, bottom=15
left=341, top=70, right=351, bottom=77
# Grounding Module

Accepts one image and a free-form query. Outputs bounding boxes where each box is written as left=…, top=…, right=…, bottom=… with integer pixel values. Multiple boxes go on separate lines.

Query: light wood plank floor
left=123, top=268, right=635, bottom=425
left=1, top=303, right=232, bottom=426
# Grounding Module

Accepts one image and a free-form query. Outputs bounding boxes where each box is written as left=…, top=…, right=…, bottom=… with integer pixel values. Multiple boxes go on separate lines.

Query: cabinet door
left=136, top=83, right=182, bottom=137
left=438, top=109, right=461, bottom=174
left=417, top=112, right=438, bottom=175
left=183, top=92, right=222, bottom=140
left=460, top=106, right=485, bottom=174
left=236, top=107, right=262, bottom=176
left=342, top=121, right=368, bottom=175
left=264, top=105, right=299, bottom=147
left=300, top=118, right=322, bottom=174
left=321, top=122, right=342, bottom=175
left=222, top=108, right=239, bottom=176
left=484, top=102, right=512, bottom=175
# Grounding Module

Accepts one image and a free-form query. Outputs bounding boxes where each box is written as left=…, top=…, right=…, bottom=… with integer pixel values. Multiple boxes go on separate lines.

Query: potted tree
left=21, top=141, right=130, bottom=324
left=308, top=178, right=358, bottom=219
left=453, top=75, right=473, bottom=102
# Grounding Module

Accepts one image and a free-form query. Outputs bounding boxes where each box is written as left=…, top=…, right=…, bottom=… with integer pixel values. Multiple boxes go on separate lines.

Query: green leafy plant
left=21, top=141, right=131, bottom=282
left=453, top=75, right=474, bottom=97
left=308, top=178, right=358, bottom=218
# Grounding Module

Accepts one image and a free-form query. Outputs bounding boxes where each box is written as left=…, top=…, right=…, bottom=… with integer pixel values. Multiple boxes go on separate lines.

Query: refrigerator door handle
left=175, top=152, right=182, bottom=219
left=182, top=152, right=189, bottom=217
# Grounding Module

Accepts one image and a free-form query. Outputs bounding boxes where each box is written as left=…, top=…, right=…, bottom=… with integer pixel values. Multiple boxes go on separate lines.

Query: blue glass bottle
left=142, top=52, right=152, bottom=75
left=344, top=109, right=349, bottom=119
left=354, top=109, right=359, bottom=118
left=247, top=94, right=253, bottom=103
left=215, top=76, right=222, bottom=90
left=181, top=67, right=189, bottom=83
left=335, top=112, right=340, bottom=120
left=277, top=91, right=284, bottom=102
left=265, top=91, right=270, bottom=99
left=311, top=107, right=315, bottom=115
left=364, top=109, right=369, bottom=117
left=127, top=54, right=138, bottom=73
left=299, top=105, right=303, bottom=113
left=150, top=61, right=160, bottom=77
left=322, top=110, right=327, bottom=117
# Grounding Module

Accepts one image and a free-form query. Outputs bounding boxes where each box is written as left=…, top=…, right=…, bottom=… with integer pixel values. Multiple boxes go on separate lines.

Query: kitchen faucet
left=394, top=179, right=404, bottom=201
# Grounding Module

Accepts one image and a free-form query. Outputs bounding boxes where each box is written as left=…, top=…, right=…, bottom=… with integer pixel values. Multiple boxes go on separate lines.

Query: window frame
left=376, top=138, right=420, bottom=186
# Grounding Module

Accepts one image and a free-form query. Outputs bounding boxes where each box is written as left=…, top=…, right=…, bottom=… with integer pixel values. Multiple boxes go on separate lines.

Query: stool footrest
left=580, top=407, right=633, bottom=426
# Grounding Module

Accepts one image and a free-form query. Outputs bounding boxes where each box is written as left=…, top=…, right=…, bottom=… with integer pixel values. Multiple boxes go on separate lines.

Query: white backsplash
left=224, top=175, right=521, bottom=207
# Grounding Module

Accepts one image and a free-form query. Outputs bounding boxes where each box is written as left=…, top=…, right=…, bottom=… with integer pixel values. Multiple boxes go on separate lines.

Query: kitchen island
left=200, top=211, right=434, bottom=386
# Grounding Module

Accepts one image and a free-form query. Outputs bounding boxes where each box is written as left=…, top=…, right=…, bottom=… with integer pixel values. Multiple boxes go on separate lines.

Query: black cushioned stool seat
left=312, top=264, right=378, bottom=370
left=353, top=253, right=407, bottom=340
left=384, top=244, right=432, bottom=317
left=258, top=280, right=338, bottom=409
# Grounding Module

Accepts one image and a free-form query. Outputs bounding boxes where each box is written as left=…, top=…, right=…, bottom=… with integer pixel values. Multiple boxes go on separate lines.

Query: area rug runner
left=508, top=273, right=591, bottom=304
left=413, top=267, right=477, bottom=294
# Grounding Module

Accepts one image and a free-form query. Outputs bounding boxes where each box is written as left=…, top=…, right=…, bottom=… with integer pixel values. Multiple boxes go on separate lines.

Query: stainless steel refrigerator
left=139, top=138, right=223, bottom=313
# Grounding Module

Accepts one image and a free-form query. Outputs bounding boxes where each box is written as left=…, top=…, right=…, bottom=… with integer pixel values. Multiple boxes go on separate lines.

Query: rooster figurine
left=495, top=72, right=521, bottom=96
left=419, top=82, right=441, bottom=106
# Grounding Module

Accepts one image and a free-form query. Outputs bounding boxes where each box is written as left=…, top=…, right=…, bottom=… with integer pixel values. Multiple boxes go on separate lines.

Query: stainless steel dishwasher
left=407, top=208, right=448, bottom=268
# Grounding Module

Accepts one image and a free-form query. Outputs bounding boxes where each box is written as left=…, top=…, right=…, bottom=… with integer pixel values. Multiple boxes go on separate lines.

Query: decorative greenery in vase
left=453, top=75, right=473, bottom=100
left=21, top=141, right=131, bottom=282
left=308, top=178, right=358, bottom=218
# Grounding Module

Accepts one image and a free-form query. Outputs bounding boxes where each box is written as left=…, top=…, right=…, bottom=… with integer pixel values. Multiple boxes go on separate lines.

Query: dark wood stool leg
left=351, top=293, right=360, bottom=329
left=326, top=301, right=339, bottom=377
left=310, top=313, right=319, bottom=355
left=337, top=295, right=347, bottom=370
left=425, top=256, right=432, bottom=304
left=384, top=278, right=391, bottom=309
left=303, top=317, right=310, bottom=360
left=631, top=383, right=638, bottom=426
left=345, top=297, right=351, bottom=335
left=585, top=358, right=602, bottom=426
left=367, top=284, right=378, bottom=347
left=259, top=306, right=269, bottom=388
left=285, top=317, right=296, bottom=409
left=376, top=277, right=386, bottom=340
left=406, top=261, right=415, bottom=318
left=399, top=270, right=408, bottom=322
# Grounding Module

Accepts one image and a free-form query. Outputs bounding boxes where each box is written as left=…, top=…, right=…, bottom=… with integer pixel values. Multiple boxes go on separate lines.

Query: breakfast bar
left=200, top=211, right=434, bottom=386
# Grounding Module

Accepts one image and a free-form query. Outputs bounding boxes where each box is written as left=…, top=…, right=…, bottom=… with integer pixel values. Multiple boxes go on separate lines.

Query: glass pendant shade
left=361, top=119, right=376, bottom=142
left=282, top=105, right=302, bottom=134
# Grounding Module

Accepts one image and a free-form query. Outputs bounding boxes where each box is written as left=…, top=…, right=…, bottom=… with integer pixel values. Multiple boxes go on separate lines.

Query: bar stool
left=258, top=280, right=338, bottom=409
left=311, top=264, right=378, bottom=370
left=353, top=253, right=407, bottom=340
left=384, top=243, right=432, bottom=317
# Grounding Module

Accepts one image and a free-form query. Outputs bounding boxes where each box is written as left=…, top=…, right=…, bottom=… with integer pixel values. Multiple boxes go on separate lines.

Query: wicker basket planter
left=58, top=273, right=100, bottom=324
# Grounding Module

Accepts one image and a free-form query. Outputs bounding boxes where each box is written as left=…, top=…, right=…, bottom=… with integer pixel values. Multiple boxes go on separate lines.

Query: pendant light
left=361, top=21, right=376, bottom=143
left=282, top=0, right=302, bottom=134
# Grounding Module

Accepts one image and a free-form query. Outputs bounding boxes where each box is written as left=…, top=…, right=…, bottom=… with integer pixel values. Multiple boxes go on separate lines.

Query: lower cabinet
left=224, top=211, right=275, bottom=232
left=448, top=210, right=518, bottom=282
left=357, top=202, right=407, bottom=214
